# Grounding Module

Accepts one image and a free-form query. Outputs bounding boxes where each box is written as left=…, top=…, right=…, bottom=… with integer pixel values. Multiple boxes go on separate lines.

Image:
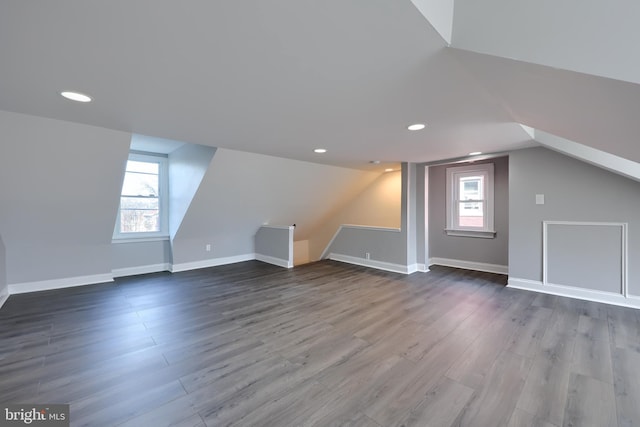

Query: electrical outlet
left=205, top=244, right=211, bottom=252
left=365, top=252, right=370, bottom=260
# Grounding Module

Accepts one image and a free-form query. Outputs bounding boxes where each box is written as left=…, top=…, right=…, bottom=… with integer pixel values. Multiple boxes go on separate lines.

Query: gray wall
left=112, top=240, right=172, bottom=273
left=428, top=156, right=509, bottom=266
left=255, top=226, right=292, bottom=263
left=0, top=235, right=7, bottom=302
left=0, top=111, right=381, bottom=285
left=0, top=111, right=130, bottom=285
left=328, top=227, right=405, bottom=265
left=509, top=147, right=640, bottom=295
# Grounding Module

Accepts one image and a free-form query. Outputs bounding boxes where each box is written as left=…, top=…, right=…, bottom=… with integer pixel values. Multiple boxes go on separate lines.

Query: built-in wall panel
left=545, top=222, right=625, bottom=295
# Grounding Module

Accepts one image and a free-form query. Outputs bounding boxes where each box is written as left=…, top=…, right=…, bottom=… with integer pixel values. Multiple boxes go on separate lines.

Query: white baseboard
left=0, top=290, right=8, bottom=309
left=256, top=254, right=293, bottom=269
left=508, top=277, right=640, bottom=309
left=329, top=253, right=417, bottom=275
left=429, top=257, right=508, bottom=275
left=417, top=263, right=430, bottom=273
left=171, top=253, right=255, bottom=273
left=8, top=273, right=114, bottom=295
left=112, top=263, right=171, bottom=278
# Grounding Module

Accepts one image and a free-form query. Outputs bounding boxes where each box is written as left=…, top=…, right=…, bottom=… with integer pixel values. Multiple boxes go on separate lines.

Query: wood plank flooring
left=1, top=260, right=640, bottom=426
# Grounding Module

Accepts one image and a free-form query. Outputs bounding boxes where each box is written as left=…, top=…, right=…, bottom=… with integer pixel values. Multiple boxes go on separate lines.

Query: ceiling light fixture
left=60, top=91, right=92, bottom=102
left=385, top=168, right=394, bottom=172
left=370, top=160, right=381, bottom=164
left=469, top=151, right=482, bottom=156
left=407, top=123, right=426, bottom=131
left=313, top=148, right=327, bottom=154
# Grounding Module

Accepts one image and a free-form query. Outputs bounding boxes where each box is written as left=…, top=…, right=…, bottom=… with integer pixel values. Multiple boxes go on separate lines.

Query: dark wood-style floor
left=1, top=260, right=639, bottom=427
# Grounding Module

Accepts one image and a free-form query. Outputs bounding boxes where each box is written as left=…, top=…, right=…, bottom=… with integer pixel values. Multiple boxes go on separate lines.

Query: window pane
left=120, top=196, right=159, bottom=210
left=120, top=208, right=159, bottom=233
left=121, top=171, right=158, bottom=197
left=459, top=176, right=483, bottom=200
left=459, top=201, right=484, bottom=227
left=126, top=160, right=159, bottom=174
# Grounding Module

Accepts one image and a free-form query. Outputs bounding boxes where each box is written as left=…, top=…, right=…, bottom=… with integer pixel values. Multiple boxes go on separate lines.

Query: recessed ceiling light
left=385, top=168, right=394, bottom=172
left=469, top=151, right=482, bottom=156
left=407, top=123, right=426, bottom=131
left=60, top=91, right=92, bottom=102
left=370, top=160, right=381, bottom=164
left=313, top=148, right=327, bottom=154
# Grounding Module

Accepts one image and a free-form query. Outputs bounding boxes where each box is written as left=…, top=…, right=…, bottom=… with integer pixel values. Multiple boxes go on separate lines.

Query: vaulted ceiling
left=1, top=0, right=638, bottom=170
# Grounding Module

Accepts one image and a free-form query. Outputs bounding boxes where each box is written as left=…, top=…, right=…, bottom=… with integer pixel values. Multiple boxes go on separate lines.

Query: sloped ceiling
left=0, top=0, right=637, bottom=170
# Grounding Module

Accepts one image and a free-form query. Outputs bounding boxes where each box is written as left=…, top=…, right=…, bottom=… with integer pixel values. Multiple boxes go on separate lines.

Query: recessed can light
left=60, top=91, right=92, bottom=102
left=313, top=148, right=327, bottom=154
left=469, top=151, right=482, bottom=156
left=370, top=160, right=381, bottom=164
left=407, top=123, right=426, bottom=131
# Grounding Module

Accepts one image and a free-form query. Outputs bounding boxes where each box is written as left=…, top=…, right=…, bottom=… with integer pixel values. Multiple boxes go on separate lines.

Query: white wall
left=0, top=111, right=130, bottom=287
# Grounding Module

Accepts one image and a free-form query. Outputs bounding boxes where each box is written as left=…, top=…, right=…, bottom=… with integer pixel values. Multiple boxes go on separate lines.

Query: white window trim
left=445, top=163, right=496, bottom=239
left=113, top=152, right=169, bottom=241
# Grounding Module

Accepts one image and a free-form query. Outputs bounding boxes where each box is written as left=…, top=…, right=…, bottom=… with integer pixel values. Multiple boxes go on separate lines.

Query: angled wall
left=452, top=0, right=640, bottom=85
left=171, top=148, right=379, bottom=268
left=168, top=144, right=217, bottom=240
left=309, top=170, right=401, bottom=261
left=0, top=111, right=130, bottom=289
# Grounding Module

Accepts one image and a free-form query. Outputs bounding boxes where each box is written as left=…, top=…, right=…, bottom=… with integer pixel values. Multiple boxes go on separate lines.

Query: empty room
left=1, top=1, right=640, bottom=426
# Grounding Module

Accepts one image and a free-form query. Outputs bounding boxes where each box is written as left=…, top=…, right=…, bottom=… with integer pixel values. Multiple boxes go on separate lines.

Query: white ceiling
left=0, top=1, right=637, bottom=171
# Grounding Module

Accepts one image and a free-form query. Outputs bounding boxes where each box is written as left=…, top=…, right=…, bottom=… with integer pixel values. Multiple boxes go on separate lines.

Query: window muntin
left=114, top=153, right=168, bottom=239
left=445, top=163, right=495, bottom=238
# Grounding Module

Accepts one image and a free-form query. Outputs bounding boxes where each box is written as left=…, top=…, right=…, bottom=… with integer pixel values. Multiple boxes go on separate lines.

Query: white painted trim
left=112, top=263, right=171, bottom=278
left=444, top=229, right=496, bottom=239
left=429, top=257, right=508, bottom=275
left=112, top=236, right=170, bottom=244
left=543, top=221, right=628, bottom=297
left=8, top=273, right=114, bottom=295
left=259, top=225, right=295, bottom=230
left=170, top=253, right=255, bottom=273
left=446, top=163, right=494, bottom=235
left=340, top=224, right=402, bottom=232
left=320, top=224, right=402, bottom=259
left=532, top=128, right=640, bottom=183
left=256, top=254, right=293, bottom=269
left=329, top=253, right=415, bottom=275
left=508, top=277, right=640, bottom=310
left=288, top=226, right=294, bottom=267
left=417, top=263, right=430, bottom=273
left=0, top=290, right=8, bottom=310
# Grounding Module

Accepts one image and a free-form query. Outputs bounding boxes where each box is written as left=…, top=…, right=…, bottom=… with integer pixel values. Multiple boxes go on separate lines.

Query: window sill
left=445, top=229, right=496, bottom=239
left=112, top=235, right=170, bottom=244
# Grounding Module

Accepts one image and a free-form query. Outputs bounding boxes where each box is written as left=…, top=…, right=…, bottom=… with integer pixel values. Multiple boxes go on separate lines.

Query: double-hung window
left=113, top=152, right=168, bottom=240
left=445, top=163, right=495, bottom=238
